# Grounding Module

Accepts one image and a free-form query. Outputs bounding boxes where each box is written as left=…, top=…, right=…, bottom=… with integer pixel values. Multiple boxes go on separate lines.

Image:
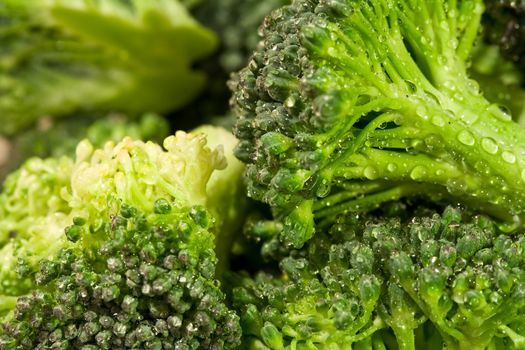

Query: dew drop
left=316, top=179, right=332, bottom=198
left=481, top=138, right=498, bottom=155
left=410, top=166, right=427, bottom=180
left=459, top=112, right=478, bottom=125
left=405, top=80, right=417, bottom=93
left=502, top=151, right=516, bottom=164
left=431, top=116, right=445, bottom=127
left=487, top=104, right=512, bottom=122
left=387, top=163, right=397, bottom=172
left=284, top=96, right=296, bottom=108
left=457, top=130, right=475, bottom=146
left=363, top=166, right=378, bottom=180
left=416, top=105, right=427, bottom=119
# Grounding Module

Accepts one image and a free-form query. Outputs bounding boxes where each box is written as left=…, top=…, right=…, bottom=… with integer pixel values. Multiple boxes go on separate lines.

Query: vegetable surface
left=0, top=127, right=245, bottom=349
left=234, top=206, right=525, bottom=349
left=231, top=0, right=525, bottom=247
left=0, top=0, right=217, bottom=134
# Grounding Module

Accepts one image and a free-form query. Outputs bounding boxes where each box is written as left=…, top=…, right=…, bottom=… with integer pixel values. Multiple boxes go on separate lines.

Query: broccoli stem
left=498, top=325, right=525, bottom=349
left=313, top=0, right=525, bottom=224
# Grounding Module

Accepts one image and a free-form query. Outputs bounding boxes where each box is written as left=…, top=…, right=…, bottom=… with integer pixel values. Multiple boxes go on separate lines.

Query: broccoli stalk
left=0, top=0, right=218, bottom=135
left=231, top=0, right=525, bottom=248
left=0, top=127, right=246, bottom=348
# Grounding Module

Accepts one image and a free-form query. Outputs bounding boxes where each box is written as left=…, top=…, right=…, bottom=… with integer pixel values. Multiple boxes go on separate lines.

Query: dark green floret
left=233, top=206, right=525, bottom=349
left=483, top=0, right=525, bottom=71
left=0, top=202, right=240, bottom=349
left=231, top=0, right=525, bottom=248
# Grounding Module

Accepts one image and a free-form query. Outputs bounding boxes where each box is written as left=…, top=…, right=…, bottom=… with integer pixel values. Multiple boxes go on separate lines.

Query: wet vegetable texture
left=2, top=0, right=525, bottom=349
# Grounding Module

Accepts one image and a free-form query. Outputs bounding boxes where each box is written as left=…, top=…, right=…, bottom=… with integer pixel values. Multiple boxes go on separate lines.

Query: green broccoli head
left=233, top=206, right=525, bottom=349
left=0, top=127, right=246, bottom=348
left=0, top=0, right=218, bottom=135
left=230, top=0, right=525, bottom=248
left=1, top=202, right=240, bottom=349
left=1, top=113, right=170, bottom=182
left=232, top=234, right=385, bottom=349
left=193, top=0, right=291, bottom=73
left=483, top=0, right=525, bottom=70
left=0, top=156, right=74, bottom=298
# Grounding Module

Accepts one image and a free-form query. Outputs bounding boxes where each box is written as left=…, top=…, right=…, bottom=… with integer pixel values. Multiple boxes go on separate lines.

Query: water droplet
left=481, top=138, right=498, bottom=155
left=443, top=80, right=456, bottom=92
left=502, top=151, right=516, bottom=164
left=435, top=169, right=445, bottom=176
left=487, top=104, right=512, bottom=122
left=405, top=80, right=417, bottom=93
left=497, top=104, right=512, bottom=121
left=387, top=163, right=397, bottom=172
left=466, top=79, right=480, bottom=94
left=316, top=179, right=332, bottom=197
left=457, top=130, right=475, bottom=146
left=459, top=112, right=478, bottom=125
left=416, top=106, right=427, bottom=119
left=284, top=96, right=296, bottom=108
left=431, top=116, right=445, bottom=127
left=363, top=166, right=378, bottom=180
left=410, top=166, right=427, bottom=180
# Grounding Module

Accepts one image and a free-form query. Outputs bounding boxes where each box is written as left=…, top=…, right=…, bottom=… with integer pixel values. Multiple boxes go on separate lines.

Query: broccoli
left=0, top=126, right=245, bottom=349
left=469, top=44, right=525, bottom=126
left=0, top=113, right=170, bottom=181
left=230, top=0, right=525, bottom=248
left=0, top=0, right=217, bottom=135
left=192, top=0, right=291, bottom=74
left=483, top=0, right=525, bottom=71
left=233, top=206, right=525, bottom=349
left=174, top=0, right=291, bottom=123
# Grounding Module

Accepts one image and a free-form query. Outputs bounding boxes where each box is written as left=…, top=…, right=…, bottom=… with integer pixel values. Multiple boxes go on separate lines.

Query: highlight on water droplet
left=502, top=151, right=516, bottom=164
left=410, top=165, right=427, bottom=180
left=457, top=130, right=475, bottom=146
left=487, top=103, right=513, bottom=122
left=316, top=178, right=332, bottom=198
left=387, top=163, right=397, bottom=172
left=431, top=116, right=445, bottom=127
left=284, top=96, right=296, bottom=108
left=363, top=166, right=378, bottom=180
left=459, top=112, right=478, bottom=125
left=481, top=137, right=498, bottom=155
left=416, top=105, right=428, bottom=119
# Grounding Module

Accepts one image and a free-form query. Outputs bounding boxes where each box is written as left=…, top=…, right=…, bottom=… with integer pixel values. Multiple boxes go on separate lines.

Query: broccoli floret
left=174, top=0, right=291, bottom=124
left=0, top=0, right=217, bottom=135
left=192, top=0, right=291, bottom=73
left=230, top=0, right=525, bottom=248
left=233, top=237, right=387, bottom=349
left=0, top=156, right=74, bottom=297
left=233, top=206, right=525, bottom=349
left=483, top=0, right=525, bottom=71
left=0, top=127, right=246, bottom=348
left=1, top=113, right=170, bottom=181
